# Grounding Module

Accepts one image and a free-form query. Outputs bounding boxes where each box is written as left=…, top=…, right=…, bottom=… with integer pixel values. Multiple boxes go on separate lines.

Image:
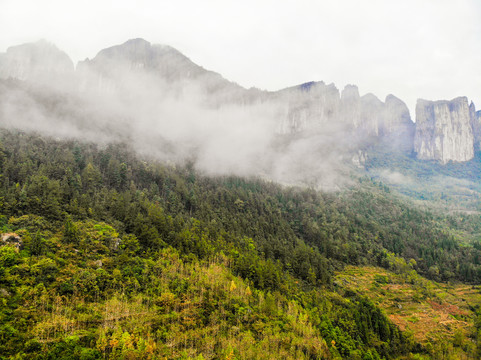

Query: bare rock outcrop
left=277, top=81, right=341, bottom=134
left=470, top=102, right=481, bottom=150
left=0, top=40, right=74, bottom=89
left=382, top=95, right=414, bottom=152
left=277, top=83, right=415, bottom=153
left=360, top=93, right=383, bottom=137
left=414, top=97, right=474, bottom=163
left=5, top=38, right=481, bottom=169
left=340, top=84, right=361, bottom=128
left=1, top=233, right=23, bottom=252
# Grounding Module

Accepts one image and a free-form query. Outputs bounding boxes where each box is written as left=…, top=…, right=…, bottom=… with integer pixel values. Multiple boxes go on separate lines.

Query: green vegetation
left=0, top=129, right=481, bottom=358
left=364, top=143, right=481, bottom=211
left=337, top=266, right=481, bottom=359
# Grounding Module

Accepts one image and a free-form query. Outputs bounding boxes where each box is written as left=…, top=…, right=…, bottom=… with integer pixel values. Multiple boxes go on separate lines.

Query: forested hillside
left=1, top=129, right=481, bottom=359
left=364, top=142, right=481, bottom=211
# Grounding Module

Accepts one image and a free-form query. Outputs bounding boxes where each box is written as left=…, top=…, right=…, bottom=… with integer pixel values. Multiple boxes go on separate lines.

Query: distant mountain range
left=0, top=38, right=480, bottom=170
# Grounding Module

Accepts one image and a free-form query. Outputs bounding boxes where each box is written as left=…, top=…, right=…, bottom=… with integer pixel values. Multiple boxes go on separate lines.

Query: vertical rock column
left=382, top=95, right=414, bottom=152
left=470, top=102, right=481, bottom=151
left=414, top=97, right=474, bottom=163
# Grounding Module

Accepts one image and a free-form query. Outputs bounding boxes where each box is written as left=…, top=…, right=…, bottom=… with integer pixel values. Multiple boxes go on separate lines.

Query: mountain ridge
left=0, top=38, right=478, bottom=166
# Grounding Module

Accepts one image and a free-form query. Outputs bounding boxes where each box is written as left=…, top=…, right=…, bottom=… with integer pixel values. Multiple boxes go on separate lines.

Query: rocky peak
left=360, top=93, right=383, bottom=136
left=414, top=97, right=474, bottom=163
left=384, top=95, right=411, bottom=128
left=381, top=94, right=414, bottom=151
left=278, top=81, right=341, bottom=134
left=341, top=84, right=360, bottom=100
left=83, top=38, right=194, bottom=75
left=76, top=38, right=244, bottom=104
left=0, top=40, right=74, bottom=87
left=96, top=38, right=152, bottom=60
left=470, top=101, right=476, bottom=114
left=278, top=84, right=416, bottom=153
left=77, top=38, right=204, bottom=84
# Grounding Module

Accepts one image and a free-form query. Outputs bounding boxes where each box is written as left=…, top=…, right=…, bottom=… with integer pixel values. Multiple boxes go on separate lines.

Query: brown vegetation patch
left=427, top=300, right=467, bottom=317
left=336, top=265, right=481, bottom=347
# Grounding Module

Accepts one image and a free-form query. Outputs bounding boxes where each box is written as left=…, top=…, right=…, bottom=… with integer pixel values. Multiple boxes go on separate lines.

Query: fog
left=0, top=39, right=372, bottom=190
left=377, top=170, right=413, bottom=185
left=0, top=42, right=359, bottom=190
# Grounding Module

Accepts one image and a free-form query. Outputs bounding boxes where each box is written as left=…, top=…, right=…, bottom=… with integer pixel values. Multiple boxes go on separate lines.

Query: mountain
left=0, top=40, right=74, bottom=89
left=0, top=38, right=479, bottom=191
left=76, top=38, right=263, bottom=108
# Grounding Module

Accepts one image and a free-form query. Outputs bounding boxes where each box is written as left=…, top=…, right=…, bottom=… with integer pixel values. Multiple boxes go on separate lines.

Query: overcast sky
left=1, top=0, right=480, bottom=117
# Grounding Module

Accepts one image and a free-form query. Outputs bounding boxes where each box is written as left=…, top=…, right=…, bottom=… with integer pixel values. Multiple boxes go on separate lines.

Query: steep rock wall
left=414, top=97, right=474, bottom=163
left=0, top=40, right=74, bottom=89
left=276, top=81, right=341, bottom=134
left=382, top=95, right=415, bottom=152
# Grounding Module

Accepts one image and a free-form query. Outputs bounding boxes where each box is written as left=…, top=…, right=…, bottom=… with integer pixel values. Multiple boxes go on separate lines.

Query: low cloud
left=0, top=48, right=358, bottom=190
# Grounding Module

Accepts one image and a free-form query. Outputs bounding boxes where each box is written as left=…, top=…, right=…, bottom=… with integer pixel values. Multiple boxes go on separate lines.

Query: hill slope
left=0, top=130, right=481, bottom=358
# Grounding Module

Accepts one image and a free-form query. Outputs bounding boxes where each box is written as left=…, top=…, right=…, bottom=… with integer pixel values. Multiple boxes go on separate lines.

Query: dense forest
left=1, top=129, right=481, bottom=359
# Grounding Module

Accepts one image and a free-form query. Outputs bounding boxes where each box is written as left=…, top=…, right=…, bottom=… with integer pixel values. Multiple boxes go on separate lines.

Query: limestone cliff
left=277, top=82, right=415, bottom=153
left=360, top=93, right=383, bottom=136
left=276, top=81, right=341, bottom=134
left=0, top=40, right=74, bottom=89
left=6, top=38, right=481, bottom=167
left=0, top=38, right=418, bottom=158
left=339, top=85, right=361, bottom=128
left=414, top=97, right=474, bottom=163
left=470, top=102, right=481, bottom=150
left=382, top=95, right=415, bottom=152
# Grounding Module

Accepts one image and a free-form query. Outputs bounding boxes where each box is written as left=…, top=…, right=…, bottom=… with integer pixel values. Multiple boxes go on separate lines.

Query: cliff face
left=277, top=83, right=414, bottom=152
left=382, top=95, right=415, bottom=152
left=470, top=103, right=481, bottom=151
left=340, top=85, right=361, bottom=128
left=2, top=38, right=480, bottom=166
left=414, top=97, right=474, bottom=163
left=477, top=110, right=481, bottom=150
left=276, top=81, right=341, bottom=134
left=359, top=93, right=383, bottom=136
left=0, top=40, right=74, bottom=89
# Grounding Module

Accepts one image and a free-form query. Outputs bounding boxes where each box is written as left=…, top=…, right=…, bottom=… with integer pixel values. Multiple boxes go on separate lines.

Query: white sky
left=1, top=0, right=480, bottom=117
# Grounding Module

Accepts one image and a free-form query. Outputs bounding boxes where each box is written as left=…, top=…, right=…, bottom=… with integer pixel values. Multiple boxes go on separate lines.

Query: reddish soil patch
left=427, top=300, right=467, bottom=316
